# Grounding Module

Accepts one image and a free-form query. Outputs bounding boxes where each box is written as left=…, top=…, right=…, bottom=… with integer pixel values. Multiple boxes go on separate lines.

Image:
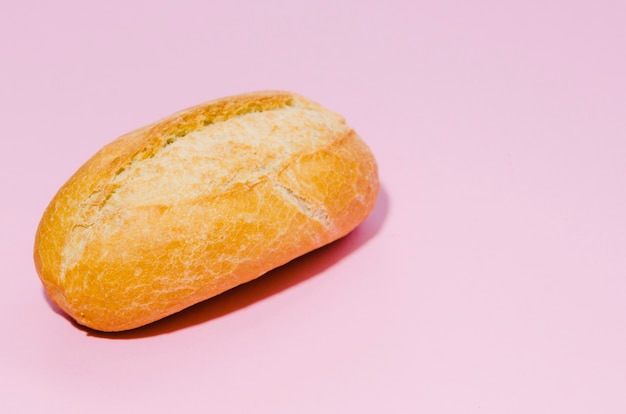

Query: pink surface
left=2, top=1, right=626, bottom=412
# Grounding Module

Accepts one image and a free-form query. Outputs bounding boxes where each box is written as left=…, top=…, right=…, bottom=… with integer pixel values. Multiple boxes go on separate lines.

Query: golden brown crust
left=34, top=91, right=379, bottom=331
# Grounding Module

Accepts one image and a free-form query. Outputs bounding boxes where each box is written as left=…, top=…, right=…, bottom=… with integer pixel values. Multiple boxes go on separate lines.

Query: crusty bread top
left=34, top=91, right=379, bottom=331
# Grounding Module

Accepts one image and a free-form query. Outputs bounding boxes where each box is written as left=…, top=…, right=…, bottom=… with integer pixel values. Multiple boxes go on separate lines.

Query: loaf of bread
left=34, top=91, right=379, bottom=332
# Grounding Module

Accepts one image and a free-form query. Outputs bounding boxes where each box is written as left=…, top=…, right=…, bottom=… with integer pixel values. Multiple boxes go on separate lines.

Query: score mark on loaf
left=34, top=91, right=379, bottom=332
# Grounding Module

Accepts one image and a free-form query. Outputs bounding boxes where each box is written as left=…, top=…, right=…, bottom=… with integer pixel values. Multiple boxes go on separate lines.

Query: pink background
left=2, top=1, right=625, bottom=412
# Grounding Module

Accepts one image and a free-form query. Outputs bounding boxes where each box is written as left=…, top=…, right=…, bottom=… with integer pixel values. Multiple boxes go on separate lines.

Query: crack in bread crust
left=271, top=181, right=330, bottom=227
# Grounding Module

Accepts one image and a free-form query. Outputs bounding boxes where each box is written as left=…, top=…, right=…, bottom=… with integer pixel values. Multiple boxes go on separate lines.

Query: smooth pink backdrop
left=2, top=1, right=625, bottom=412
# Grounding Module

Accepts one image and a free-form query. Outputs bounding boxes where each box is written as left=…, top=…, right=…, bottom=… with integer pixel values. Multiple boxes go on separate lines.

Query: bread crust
left=34, top=91, right=379, bottom=331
